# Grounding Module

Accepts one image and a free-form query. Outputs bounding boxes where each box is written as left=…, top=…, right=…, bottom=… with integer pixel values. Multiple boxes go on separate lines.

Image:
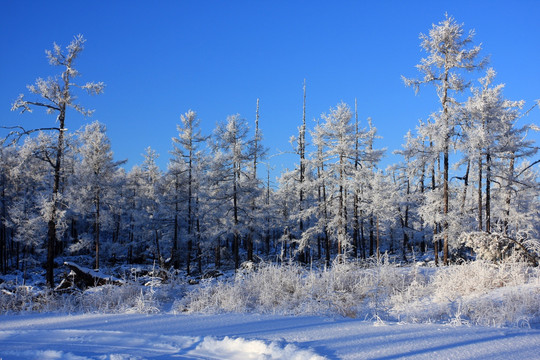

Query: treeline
left=1, top=16, right=539, bottom=287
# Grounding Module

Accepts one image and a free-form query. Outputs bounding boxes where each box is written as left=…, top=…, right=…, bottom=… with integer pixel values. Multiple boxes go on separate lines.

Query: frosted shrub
left=387, top=259, right=540, bottom=326
left=388, top=270, right=438, bottom=323
left=460, top=232, right=509, bottom=262
left=77, top=282, right=160, bottom=313
left=1, top=286, right=58, bottom=313
left=432, top=260, right=531, bottom=302
left=460, top=285, right=540, bottom=327
left=244, top=263, right=306, bottom=312
left=178, top=259, right=410, bottom=318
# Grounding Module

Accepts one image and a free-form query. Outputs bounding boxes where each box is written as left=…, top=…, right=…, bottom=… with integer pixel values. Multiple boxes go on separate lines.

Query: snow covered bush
left=176, top=258, right=410, bottom=318
left=76, top=282, right=160, bottom=313
left=388, top=259, right=540, bottom=327
left=0, top=286, right=76, bottom=313
left=460, top=232, right=510, bottom=262
left=177, top=258, right=540, bottom=328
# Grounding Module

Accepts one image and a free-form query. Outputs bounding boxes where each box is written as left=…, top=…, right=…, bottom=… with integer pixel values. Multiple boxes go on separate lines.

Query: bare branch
left=2, top=125, right=62, bottom=145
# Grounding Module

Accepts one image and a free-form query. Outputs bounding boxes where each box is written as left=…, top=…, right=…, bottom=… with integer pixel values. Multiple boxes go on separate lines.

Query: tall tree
left=321, top=102, right=356, bottom=257
left=10, top=35, right=104, bottom=286
left=403, top=14, right=486, bottom=265
left=171, top=110, right=207, bottom=273
left=211, top=114, right=253, bottom=269
left=75, top=121, right=121, bottom=270
left=463, top=68, right=525, bottom=233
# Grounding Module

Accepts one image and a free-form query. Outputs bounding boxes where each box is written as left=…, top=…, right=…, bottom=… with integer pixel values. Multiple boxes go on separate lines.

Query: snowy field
left=1, top=313, right=540, bottom=359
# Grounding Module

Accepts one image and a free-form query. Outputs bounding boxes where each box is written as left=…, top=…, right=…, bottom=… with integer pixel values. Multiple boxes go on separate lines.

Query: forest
left=1, top=15, right=539, bottom=324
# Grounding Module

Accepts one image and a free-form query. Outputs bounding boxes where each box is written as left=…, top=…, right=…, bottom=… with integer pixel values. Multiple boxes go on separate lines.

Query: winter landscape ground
left=2, top=313, right=540, bottom=360
left=2, top=258, right=540, bottom=359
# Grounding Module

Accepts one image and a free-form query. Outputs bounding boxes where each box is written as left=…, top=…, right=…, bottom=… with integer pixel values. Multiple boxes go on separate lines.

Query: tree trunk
left=431, top=152, right=438, bottom=266
left=503, top=155, right=515, bottom=235
left=46, top=106, right=66, bottom=287
left=154, top=229, right=164, bottom=268
left=233, top=161, right=240, bottom=270
left=0, top=178, right=6, bottom=274
left=369, top=215, right=374, bottom=257
left=461, top=160, right=470, bottom=213
left=171, top=175, right=180, bottom=269
left=95, top=193, right=100, bottom=270
left=443, top=147, right=449, bottom=265
left=186, top=157, right=193, bottom=275
left=485, top=151, right=492, bottom=233
left=478, top=156, right=483, bottom=231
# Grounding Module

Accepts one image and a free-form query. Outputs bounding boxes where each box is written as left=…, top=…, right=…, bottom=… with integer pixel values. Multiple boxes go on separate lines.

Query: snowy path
left=1, top=313, right=539, bottom=359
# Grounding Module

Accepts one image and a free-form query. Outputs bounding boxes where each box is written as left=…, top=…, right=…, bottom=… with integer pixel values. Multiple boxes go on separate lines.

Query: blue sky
left=2, top=1, right=539, bottom=183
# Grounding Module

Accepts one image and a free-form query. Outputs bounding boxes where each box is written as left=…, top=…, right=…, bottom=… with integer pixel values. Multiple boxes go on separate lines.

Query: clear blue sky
left=2, top=1, right=539, bottom=183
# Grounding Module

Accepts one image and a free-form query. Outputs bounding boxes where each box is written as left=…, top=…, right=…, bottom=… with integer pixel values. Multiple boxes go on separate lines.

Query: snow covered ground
left=1, top=313, right=540, bottom=359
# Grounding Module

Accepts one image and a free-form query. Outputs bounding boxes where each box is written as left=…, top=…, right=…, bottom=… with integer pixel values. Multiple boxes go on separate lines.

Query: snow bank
left=190, top=336, right=326, bottom=360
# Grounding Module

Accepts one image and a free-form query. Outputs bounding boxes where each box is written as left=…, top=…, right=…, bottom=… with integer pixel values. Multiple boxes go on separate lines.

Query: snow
left=1, top=313, right=540, bottom=359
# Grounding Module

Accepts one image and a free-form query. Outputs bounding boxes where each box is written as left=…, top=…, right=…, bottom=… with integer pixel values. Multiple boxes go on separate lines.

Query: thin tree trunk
left=442, top=66, right=450, bottom=266
left=503, top=155, right=515, bottom=235
left=478, top=156, right=483, bottom=231
left=461, top=160, right=470, bottom=213
left=46, top=105, right=66, bottom=287
left=485, top=151, right=492, bottom=233
left=0, top=177, right=6, bottom=274
left=233, top=161, right=240, bottom=270
left=95, top=193, right=100, bottom=270
left=298, top=83, right=306, bottom=261
left=431, top=151, right=439, bottom=266
left=187, top=156, right=193, bottom=275
left=376, top=217, right=380, bottom=260
left=154, top=229, right=164, bottom=268
left=369, top=214, right=374, bottom=257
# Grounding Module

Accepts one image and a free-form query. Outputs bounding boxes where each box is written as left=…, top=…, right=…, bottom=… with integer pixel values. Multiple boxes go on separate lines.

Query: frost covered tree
left=459, top=69, right=539, bottom=261
left=403, top=14, right=486, bottom=265
left=140, top=147, right=166, bottom=267
left=10, top=35, right=104, bottom=286
left=210, top=114, right=254, bottom=269
left=0, top=141, right=17, bottom=273
left=245, top=99, right=267, bottom=262
left=73, top=121, right=122, bottom=270
left=170, top=110, right=208, bottom=272
left=4, top=137, right=49, bottom=276
left=463, top=69, right=527, bottom=233
left=393, top=131, right=425, bottom=260
left=320, top=102, right=356, bottom=256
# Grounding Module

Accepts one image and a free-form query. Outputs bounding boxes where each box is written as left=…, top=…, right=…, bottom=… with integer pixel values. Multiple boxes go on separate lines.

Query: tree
left=403, top=14, right=486, bottom=265
left=141, top=147, right=165, bottom=268
left=171, top=109, right=208, bottom=272
left=463, top=68, right=526, bottom=233
left=4, top=136, right=49, bottom=276
left=211, top=114, right=256, bottom=269
left=10, top=35, right=104, bottom=286
left=320, top=102, right=356, bottom=257
left=74, top=121, right=122, bottom=269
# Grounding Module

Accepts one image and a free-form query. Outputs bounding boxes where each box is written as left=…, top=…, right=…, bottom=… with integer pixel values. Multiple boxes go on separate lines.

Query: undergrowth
left=1, top=257, right=539, bottom=328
